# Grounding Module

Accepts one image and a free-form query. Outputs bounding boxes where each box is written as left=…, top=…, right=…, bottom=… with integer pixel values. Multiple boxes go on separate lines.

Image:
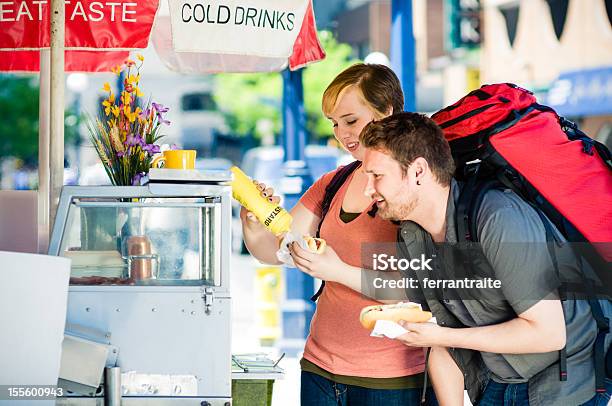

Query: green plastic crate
left=232, top=379, right=274, bottom=406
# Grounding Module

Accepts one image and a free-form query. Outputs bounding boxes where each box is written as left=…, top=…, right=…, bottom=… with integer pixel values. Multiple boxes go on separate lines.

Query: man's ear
left=412, top=158, right=429, bottom=183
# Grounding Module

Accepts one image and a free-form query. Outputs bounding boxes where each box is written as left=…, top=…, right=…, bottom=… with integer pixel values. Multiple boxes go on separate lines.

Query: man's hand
left=396, top=299, right=566, bottom=354
left=288, top=241, right=344, bottom=282
left=395, top=321, right=449, bottom=348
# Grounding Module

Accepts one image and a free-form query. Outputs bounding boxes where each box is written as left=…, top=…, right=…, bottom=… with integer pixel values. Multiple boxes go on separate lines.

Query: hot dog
left=303, top=235, right=326, bottom=254
left=359, top=302, right=432, bottom=330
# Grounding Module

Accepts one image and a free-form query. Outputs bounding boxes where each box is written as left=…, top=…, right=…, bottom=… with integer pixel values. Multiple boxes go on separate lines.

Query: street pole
left=37, top=49, right=50, bottom=254
left=280, top=68, right=314, bottom=356
left=391, top=0, right=417, bottom=112
left=49, top=0, right=65, bottom=232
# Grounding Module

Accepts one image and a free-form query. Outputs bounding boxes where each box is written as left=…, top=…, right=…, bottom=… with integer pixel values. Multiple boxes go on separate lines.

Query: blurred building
left=481, top=0, right=612, bottom=149
left=334, top=0, right=447, bottom=71
left=328, top=0, right=470, bottom=112
left=320, top=0, right=611, bottom=147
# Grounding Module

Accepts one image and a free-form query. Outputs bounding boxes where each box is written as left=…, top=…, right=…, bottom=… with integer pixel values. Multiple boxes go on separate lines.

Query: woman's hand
left=288, top=241, right=345, bottom=282
left=239, top=181, right=281, bottom=232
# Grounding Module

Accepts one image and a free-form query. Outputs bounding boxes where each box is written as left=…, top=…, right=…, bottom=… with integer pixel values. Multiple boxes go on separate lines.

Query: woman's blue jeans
left=300, top=370, right=437, bottom=406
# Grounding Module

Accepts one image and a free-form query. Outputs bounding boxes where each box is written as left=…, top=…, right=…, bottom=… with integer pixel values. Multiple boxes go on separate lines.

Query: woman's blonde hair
left=322, top=63, right=404, bottom=118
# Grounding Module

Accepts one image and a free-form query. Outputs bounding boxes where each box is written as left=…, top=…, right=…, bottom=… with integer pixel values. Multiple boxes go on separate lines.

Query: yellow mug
left=151, top=150, right=196, bottom=170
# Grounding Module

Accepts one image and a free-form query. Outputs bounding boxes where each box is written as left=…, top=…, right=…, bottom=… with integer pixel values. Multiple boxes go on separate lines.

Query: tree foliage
left=0, top=75, right=40, bottom=165
left=302, top=31, right=356, bottom=139
left=215, top=71, right=282, bottom=137
left=0, top=74, right=80, bottom=166
left=214, top=31, right=358, bottom=141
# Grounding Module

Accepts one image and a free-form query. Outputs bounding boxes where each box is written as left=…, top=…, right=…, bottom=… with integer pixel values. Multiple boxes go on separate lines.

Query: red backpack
left=432, top=83, right=611, bottom=260
left=432, top=83, right=612, bottom=391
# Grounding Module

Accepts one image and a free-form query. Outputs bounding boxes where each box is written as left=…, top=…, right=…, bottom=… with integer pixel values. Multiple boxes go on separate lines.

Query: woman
left=240, top=64, right=435, bottom=405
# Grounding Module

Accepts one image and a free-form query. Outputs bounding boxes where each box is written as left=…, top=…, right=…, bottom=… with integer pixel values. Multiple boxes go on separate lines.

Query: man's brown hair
left=322, top=63, right=404, bottom=118
left=360, top=112, right=455, bottom=186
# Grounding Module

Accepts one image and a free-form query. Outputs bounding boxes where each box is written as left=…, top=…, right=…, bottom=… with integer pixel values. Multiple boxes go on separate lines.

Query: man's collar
left=444, top=179, right=460, bottom=243
left=399, top=178, right=460, bottom=243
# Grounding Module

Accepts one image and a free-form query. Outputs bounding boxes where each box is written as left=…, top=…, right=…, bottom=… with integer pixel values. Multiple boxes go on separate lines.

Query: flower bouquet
left=87, top=55, right=171, bottom=186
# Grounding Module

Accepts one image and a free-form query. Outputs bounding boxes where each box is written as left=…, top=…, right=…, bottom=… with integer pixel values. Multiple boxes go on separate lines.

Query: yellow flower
left=121, top=91, right=132, bottom=106
left=102, top=82, right=111, bottom=92
left=102, top=100, right=111, bottom=115
left=111, top=65, right=122, bottom=76
left=125, top=106, right=142, bottom=123
left=126, top=74, right=137, bottom=85
left=135, top=86, right=144, bottom=97
left=137, top=54, right=144, bottom=62
left=101, top=94, right=115, bottom=115
left=124, top=105, right=141, bottom=123
left=111, top=106, right=120, bottom=117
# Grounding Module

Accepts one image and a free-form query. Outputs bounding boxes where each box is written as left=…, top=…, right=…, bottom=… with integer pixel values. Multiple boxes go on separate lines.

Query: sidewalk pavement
left=231, top=252, right=300, bottom=405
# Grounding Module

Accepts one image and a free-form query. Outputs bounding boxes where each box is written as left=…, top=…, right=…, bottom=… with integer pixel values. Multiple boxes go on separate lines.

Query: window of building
left=181, top=92, right=217, bottom=112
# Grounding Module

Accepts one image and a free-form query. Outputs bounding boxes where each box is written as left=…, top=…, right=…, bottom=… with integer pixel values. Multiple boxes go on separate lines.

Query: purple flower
left=143, top=143, right=160, bottom=154
left=125, top=133, right=144, bottom=147
left=151, top=102, right=171, bottom=126
left=151, top=102, right=169, bottom=114
left=170, top=144, right=179, bottom=150
left=139, top=108, right=151, bottom=120
left=117, top=151, right=125, bottom=157
left=132, top=172, right=146, bottom=186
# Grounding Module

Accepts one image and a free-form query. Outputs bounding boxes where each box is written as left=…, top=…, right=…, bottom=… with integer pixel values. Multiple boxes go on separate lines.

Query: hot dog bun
left=359, top=302, right=432, bottom=330
left=303, top=235, right=326, bottom=254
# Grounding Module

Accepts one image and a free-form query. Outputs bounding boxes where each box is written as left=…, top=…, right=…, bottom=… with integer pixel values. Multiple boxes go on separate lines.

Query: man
left=359, top=112, right=611, bottom=405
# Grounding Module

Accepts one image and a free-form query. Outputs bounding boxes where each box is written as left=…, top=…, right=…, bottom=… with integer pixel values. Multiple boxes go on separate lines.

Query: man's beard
left=378, top=196, right=418, bottom=221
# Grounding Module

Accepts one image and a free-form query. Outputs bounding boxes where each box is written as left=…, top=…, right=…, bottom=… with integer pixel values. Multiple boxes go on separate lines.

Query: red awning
left=0, top=0, right=324, bottom=73
left=0, top=50, right=129, bottom=72
left=0, top=0, right=159, bottom=49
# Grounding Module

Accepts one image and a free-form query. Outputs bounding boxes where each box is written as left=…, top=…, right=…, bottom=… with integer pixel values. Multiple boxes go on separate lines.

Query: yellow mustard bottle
left=230, top=166, right=292, bottom=236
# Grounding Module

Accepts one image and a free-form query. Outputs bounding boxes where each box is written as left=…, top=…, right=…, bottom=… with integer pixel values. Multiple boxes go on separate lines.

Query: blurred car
left=79, top=163, right=112, bottom=186
left=179, top=85, right=228, bottom=154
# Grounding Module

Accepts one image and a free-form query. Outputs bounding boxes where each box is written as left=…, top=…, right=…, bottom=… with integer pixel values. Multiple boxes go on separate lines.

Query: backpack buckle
left=462, top=160, right=481, bottom=178
left=560, top=117, right=578, bottom=131
left=582, top=139, right=594, bottom=155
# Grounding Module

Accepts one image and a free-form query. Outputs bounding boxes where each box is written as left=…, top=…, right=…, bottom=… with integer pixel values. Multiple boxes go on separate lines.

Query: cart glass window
left=58, top=197, right=221, bottom=286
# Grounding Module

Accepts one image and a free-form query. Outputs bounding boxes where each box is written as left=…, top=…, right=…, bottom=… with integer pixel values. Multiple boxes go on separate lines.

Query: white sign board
left=0, top=251, right=70, bottom=405
left=169, top=0, right=309, bottom=58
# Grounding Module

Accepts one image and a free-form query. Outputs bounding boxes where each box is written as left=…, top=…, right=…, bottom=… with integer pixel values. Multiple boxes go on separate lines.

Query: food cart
left=48, top=171, right=233, bottom=405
